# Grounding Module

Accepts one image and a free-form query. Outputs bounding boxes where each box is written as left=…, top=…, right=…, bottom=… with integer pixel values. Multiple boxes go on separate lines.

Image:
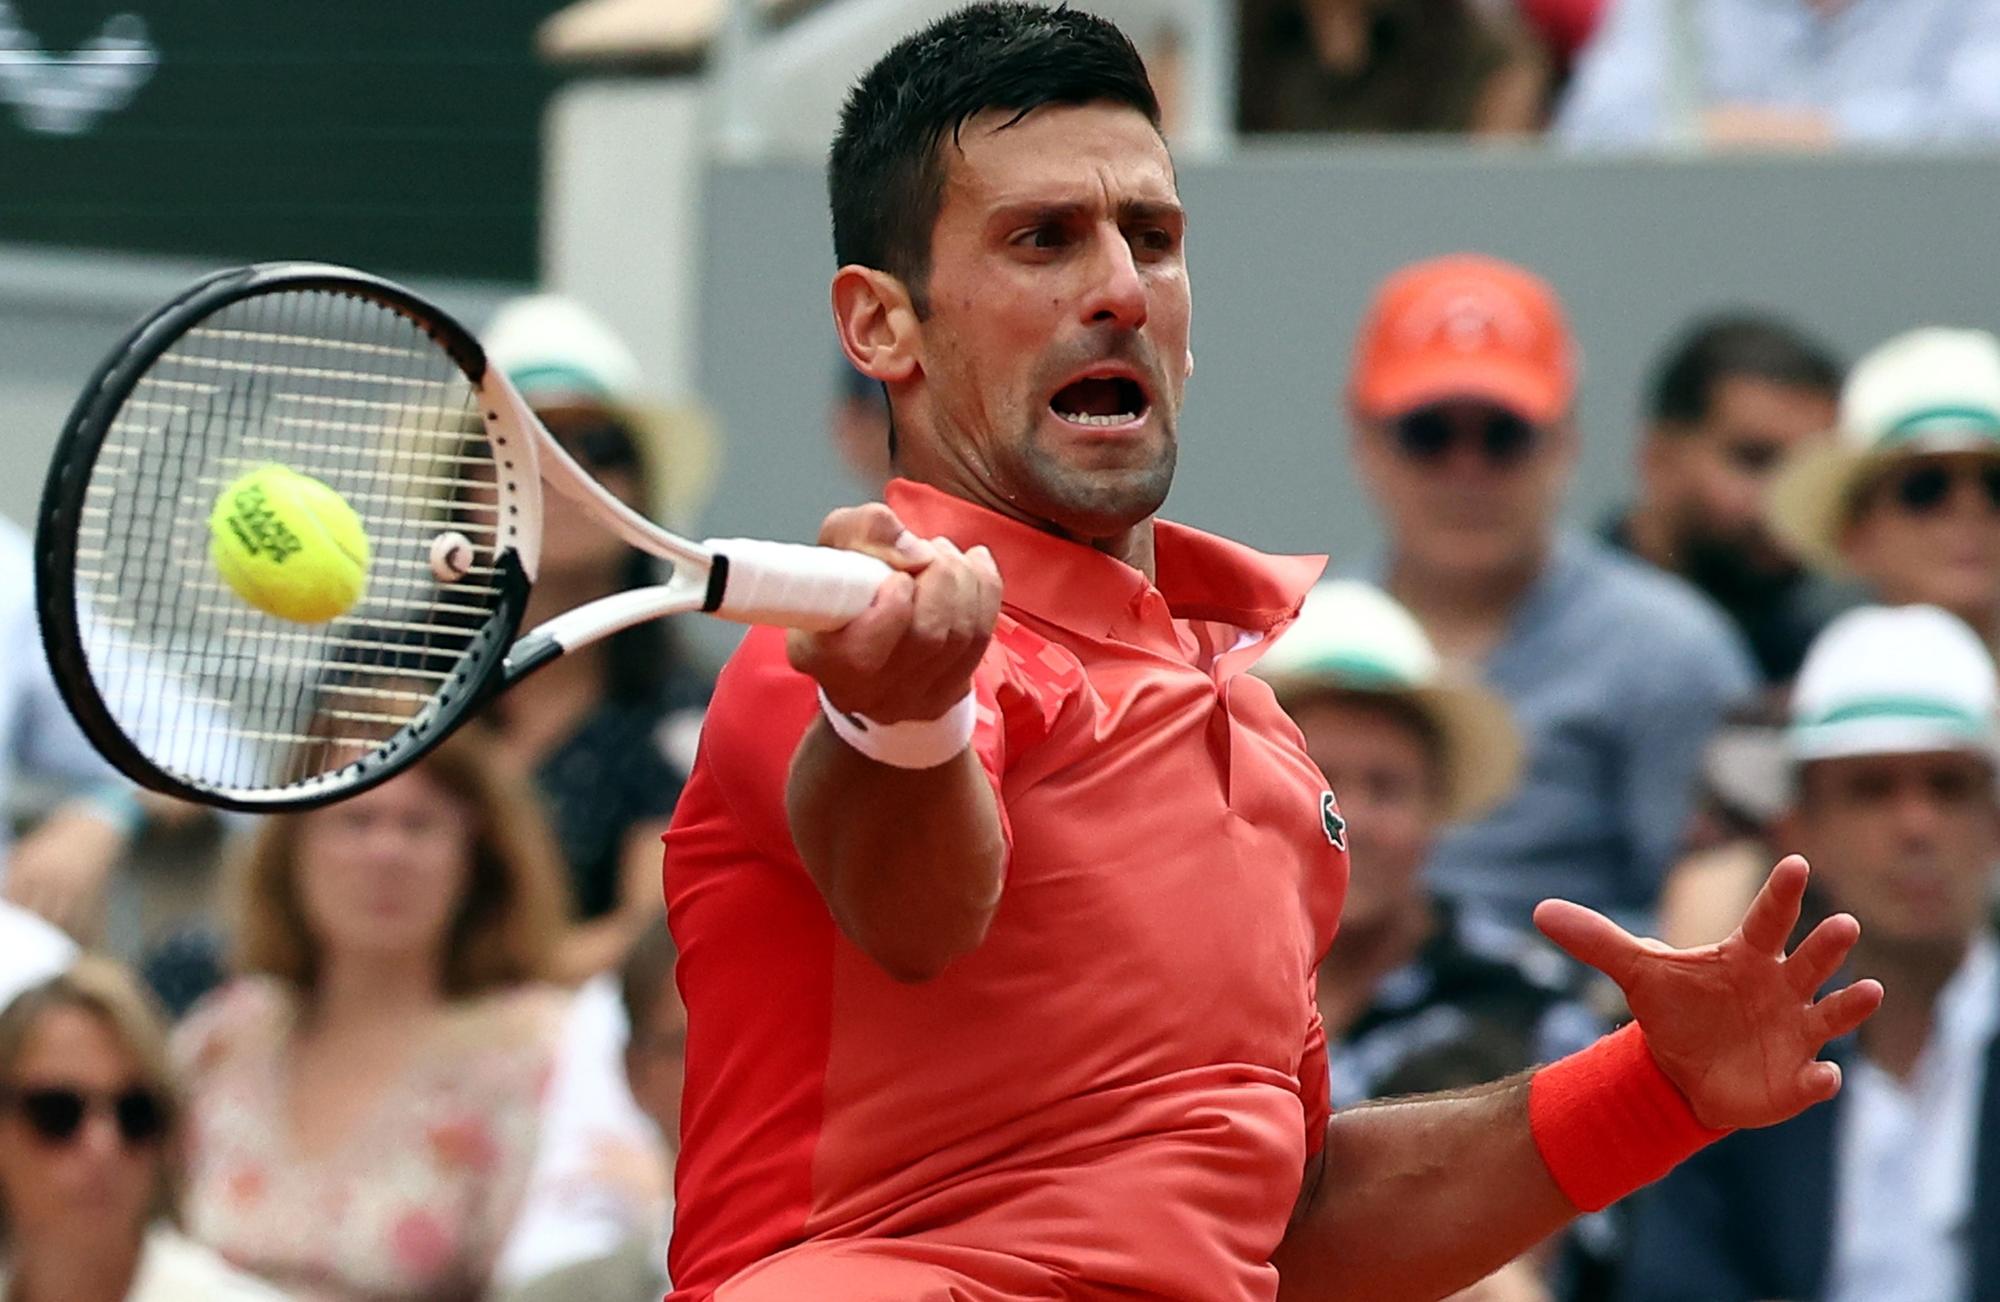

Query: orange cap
left=1349, top=254, right=1576, bottom=424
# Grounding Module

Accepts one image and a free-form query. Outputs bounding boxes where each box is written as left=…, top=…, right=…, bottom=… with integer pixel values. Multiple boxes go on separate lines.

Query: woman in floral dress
left=176, top=726, right=571, bottom=1302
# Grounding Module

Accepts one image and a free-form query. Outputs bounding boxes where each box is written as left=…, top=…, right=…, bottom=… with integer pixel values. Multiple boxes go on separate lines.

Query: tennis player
left=661, top=6, right=1882, bottom=1300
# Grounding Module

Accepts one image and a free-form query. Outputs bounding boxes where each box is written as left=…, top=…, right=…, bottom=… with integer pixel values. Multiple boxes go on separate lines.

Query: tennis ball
left=209, top=465, right=370, bottom=623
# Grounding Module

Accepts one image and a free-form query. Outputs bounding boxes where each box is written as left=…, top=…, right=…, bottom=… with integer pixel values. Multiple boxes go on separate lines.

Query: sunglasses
left=552, top=420, right=641, bottom=474
left=3, top=1086, right=167, bottom=1147
left=1885, top=461, right=2000, bottom=515
left=1390, top=407, right=1538, bottom=467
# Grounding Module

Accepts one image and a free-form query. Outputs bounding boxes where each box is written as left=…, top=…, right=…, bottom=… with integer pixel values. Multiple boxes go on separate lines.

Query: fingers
left=1785, top=911, right=1860, bottom=998
left=791, top=530, right=1002, bottom=723
left=1737, top=854, right=1810, bottom=955
left=1794, top=1059, right=1843, bottom=1107
left=1807, top=978, right=1885, bottom=1045
left=1533, top=899, right=1648, bottom=989
left=815, top=504, right=934, bottom=573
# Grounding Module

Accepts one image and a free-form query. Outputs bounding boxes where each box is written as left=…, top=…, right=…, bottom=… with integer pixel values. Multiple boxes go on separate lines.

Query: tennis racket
left=37, top=261, right=892, bottom=812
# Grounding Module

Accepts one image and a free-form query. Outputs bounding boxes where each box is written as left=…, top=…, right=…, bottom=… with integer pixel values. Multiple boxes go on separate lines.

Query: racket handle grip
left=703, top=539, right=894, bottom=632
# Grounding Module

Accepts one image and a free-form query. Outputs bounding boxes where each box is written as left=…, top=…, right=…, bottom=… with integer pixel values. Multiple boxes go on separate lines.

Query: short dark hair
left=828, top=2, right=1161, bottom=313
left=1647, top=314, right=1843, bottom=428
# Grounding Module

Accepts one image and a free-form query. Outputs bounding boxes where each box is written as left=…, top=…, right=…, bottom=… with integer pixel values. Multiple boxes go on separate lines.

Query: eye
left=1134, top=226, right=1177, bottom=255
left=1016, top=224, right=1069, bottom=251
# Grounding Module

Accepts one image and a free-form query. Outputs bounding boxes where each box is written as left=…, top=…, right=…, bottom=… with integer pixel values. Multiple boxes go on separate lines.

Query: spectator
left=1653, top=697, right=1793, bottom=949
left=1254, top=580, right=1598, bottom=1107
left=1622, top=603, right=2000, bottom=1302
left=1557, top=0, right=2000, bottom=149
left=498, top=923, right=684, bottom=1302
left=1347, top=253, right=1756, bottom=930
left=1606, top=314, right=1849, bottom=683
left=1257, top=580, right=1605, bottom=1302
left=1769, top=326, right=2000, bottom=651
left=175, top=727, right=569, bottom=1302
left=0, top=959, right=286, bottom=1302
left=491, top=948, right=672, bottom=1291
left=0, top=515, right=160, bottom=943
left=482, top=295, right=714, bottom=982
left=1237, top=0, right=1550, bottom=136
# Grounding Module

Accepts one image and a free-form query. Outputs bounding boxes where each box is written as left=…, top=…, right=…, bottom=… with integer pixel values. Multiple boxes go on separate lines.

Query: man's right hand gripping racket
left=37, top=262, right=891, bottom=811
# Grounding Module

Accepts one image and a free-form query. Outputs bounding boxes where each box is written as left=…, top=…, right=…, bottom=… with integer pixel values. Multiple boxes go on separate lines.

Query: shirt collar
left=883, top=478, right=1325, bottom=643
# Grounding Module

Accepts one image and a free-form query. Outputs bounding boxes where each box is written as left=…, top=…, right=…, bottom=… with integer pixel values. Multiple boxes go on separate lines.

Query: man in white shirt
left=1622, top=603, right=2000, bottom=1302
left=1558, top=0, right=2000, bottom=149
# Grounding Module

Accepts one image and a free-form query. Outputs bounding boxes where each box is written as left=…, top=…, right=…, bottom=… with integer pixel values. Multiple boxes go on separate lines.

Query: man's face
left=1842, top=452, right=2000, bottom=618
left=1787, top=750, right=2000, bottom=958
left=905, top=102, right=1189, bottom=539
left=1290, top=694, right=1444, bottom=935
left=1646, top=376, right=1836, bottom=574
left=1353, top=400, right=1574, bottom=582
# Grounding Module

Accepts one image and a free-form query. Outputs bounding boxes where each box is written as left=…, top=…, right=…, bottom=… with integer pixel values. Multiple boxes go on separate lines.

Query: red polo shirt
left=664, top=480, right=1346, bottom=1301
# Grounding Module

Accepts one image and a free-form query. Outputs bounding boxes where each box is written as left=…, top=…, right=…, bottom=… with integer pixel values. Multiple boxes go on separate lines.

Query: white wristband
left=817, top=686, right=976, bottom=770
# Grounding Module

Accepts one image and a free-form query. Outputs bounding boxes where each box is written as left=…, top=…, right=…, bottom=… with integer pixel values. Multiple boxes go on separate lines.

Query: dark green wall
left=0, top=2, right=561, bottom=280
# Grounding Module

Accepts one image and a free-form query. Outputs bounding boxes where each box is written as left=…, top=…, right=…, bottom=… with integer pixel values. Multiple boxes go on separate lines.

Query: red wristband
left=1528, top=1022, right=1731, bottom=1212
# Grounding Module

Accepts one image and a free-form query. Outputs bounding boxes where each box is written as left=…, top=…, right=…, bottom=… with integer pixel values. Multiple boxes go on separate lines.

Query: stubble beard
left=1004, top=416, right=1178, bottom=541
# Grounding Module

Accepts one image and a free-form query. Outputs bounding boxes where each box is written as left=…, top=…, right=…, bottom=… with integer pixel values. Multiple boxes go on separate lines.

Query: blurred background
left=6, top=4, right=2000, bottom=1301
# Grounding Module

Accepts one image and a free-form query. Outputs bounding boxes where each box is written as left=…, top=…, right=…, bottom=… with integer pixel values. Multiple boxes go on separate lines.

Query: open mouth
left=1050, top=373, right=1151, bottom=428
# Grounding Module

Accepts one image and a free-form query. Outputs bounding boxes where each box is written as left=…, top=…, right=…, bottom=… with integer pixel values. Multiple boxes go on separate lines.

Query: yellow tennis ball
left=208, top=465, right=370, bottom=624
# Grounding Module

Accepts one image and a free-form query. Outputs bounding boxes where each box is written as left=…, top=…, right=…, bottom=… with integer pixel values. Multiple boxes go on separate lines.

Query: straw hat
left=1768, top=327, right=2000, bottom=575
left=484, top=294, right=719, bottom=530
left=1257, top=581, right=1523, bottom=822
left=1788, top=603, right=2000, bottom=765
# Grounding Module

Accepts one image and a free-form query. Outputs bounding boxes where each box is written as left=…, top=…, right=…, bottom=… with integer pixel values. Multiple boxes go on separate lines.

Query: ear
left=832, top=265, right=920, bottom=384
left=1184, top=347, right=1195, bottom=381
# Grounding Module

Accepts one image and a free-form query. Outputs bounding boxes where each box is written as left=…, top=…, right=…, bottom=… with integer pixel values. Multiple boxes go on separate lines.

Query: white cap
left=482, top=294, right=717, bottom=529
left=1769, top=328, right=2000, bottom=575
left=1256, top=580, right=1523, bottom=821
left=1788, top=603, right=2000, bottom=763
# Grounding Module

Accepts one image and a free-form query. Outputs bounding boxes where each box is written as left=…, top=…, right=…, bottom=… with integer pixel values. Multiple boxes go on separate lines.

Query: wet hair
left=828, top=2, right=1160, bottom=314
left=1648, top=315, right=1842, bottom=428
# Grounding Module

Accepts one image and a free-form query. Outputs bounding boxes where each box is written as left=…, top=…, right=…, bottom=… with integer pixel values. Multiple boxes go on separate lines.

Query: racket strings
left=73, top=286, right=510, bottom=797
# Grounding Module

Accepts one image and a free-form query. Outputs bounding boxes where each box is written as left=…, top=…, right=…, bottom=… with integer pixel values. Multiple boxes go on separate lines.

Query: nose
left=1079, top=224, right=1147, bottom=331
left=75, top=1110, right=125, bottom=1162
left=1889, top=782, right=1947, bottom=845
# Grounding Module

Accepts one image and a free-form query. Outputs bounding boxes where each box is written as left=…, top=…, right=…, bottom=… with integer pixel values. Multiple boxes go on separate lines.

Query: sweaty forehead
left=941, top=102, right=1176, bottom=212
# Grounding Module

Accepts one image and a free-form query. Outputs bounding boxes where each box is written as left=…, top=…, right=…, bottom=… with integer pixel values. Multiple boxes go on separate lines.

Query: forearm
left=1274, top=1077, right=1574, bottom=1302
left=786, top=718, right=1005, bottom=982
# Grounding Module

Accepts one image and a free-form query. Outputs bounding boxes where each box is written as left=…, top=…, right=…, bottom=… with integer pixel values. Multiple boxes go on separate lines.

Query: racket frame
left=37, top=263, right=538, bottom=811
left=39, top=261, right=893, bottom=813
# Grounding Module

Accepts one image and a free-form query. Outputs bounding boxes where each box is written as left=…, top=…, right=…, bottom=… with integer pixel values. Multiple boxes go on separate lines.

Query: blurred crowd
left=10, top=246, right=2000, bottom=1302
left=5, top=5, right=2000, bottom=1302
left=1235, top=0, right=2000, bottom=146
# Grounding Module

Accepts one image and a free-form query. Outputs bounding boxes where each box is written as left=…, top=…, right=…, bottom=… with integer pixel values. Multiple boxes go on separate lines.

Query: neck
left=1854, top=935, right=1974, bottom=1081
left=9, top=1225, right=145, bottom=1302
left=310, top=948, right=444, bottom=1030
left=1386, top=541, right=1547, bottom=660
